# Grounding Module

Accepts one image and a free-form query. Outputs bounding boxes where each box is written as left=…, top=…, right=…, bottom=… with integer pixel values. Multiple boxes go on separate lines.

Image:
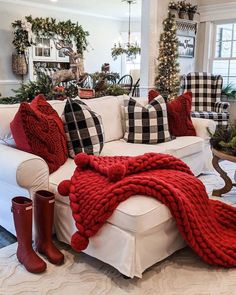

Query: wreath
left=12, top=16, right=89, bottom=55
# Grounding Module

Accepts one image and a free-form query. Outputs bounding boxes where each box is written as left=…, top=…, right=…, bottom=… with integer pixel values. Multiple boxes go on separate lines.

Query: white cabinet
left=28, top=37, right=71, bottom=80
left=32, top=37, right=69, bottom=63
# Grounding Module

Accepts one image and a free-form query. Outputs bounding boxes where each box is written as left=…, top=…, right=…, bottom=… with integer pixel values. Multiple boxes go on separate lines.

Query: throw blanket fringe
left=58, top=153, right=236, bottom=267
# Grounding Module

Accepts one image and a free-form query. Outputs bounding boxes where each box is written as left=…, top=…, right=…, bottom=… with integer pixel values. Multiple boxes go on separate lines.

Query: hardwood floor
left=0, top=226, right=16, bottom=249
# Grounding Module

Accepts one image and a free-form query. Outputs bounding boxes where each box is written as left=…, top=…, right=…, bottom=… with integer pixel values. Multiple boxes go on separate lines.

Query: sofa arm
left=0, top=144, right=49, bottom=194
left=214, top=101, right=230, bottom=113
left=191, top=118, right=216, bottom=140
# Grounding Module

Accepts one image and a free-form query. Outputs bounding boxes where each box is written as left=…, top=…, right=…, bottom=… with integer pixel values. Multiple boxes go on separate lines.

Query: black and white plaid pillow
left=62, top=98, right=104, bottom=157
left=124, top=96, right=171, bottom=144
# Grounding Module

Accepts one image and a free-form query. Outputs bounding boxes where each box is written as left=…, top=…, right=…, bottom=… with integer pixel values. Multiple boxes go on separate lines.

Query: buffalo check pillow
left=124, top=96, right=171, bottom=144
left=62, top=98, right=104, bottom=157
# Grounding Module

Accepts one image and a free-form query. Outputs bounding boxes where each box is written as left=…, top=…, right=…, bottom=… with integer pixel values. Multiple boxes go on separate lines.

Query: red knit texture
left=148, top=90, right=160, bottom=103
left=11, top=95, right=68, bottom=173
left=58, top=153, right=236, bottom=267
left=167, top=92, right=196, bottom=136
left=148, top=90, right=196, bottom=137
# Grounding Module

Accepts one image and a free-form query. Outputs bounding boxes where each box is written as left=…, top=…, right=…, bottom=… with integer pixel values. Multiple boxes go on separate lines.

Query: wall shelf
left=175, top=18, right=198, bottom=34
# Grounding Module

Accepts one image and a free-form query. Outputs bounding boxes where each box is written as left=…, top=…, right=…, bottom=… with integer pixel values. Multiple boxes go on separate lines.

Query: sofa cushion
left=82, top=96, right=124, bottom=142
left=62, top=98, right=104, bottom=157
left=10, top=95, right=68, bottom=173
left=51, top=135, right=204, bottom=233
left=101, top=137, right=203, bottom=159
left=124, top=96, right=171, bottom=144
left=50, top=158, right=172, bottom=233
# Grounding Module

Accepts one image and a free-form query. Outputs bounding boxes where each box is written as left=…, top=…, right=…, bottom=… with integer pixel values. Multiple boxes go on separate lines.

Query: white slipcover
left=0, top=95, right=216, bottom=278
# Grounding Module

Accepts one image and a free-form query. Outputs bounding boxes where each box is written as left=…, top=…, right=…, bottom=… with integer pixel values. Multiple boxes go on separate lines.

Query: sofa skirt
left=54, top=200, right=186, bottom=278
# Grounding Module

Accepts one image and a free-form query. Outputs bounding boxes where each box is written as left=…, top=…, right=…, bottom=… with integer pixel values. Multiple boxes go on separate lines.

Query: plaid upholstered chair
left=181, top=72, right=230, bottom=126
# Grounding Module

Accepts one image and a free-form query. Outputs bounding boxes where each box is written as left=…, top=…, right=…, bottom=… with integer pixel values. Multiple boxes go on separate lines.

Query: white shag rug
left=0, top=161, right=236, bottom=295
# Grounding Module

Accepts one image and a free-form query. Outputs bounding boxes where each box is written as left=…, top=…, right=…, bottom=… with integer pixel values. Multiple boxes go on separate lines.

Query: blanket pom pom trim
left=108, top=164, right=126, bottom=182
left=58, top=180, right=71, bottom=196
left=74, top=153, right=90, bottom=169
left=71, top=231, right=89, bottom=252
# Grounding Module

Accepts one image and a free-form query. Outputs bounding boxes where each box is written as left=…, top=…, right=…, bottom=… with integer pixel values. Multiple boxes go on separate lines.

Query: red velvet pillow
left=167, top=92, right=196, bottom=137
left=10, top=95, right=68, bottom=173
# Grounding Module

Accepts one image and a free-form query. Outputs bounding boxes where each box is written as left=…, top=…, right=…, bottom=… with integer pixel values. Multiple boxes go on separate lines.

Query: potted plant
left=168, top=1, right=178, bottom=18
left=208, top=125, right=236, bottom=156
left=187, top=4, right=199, bottom=20
left=222, top=83, right=236, bottom=101
left=177, top=0, right=188, bottom=19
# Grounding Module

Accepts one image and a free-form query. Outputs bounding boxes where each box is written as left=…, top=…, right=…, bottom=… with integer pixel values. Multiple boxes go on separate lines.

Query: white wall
left=0, top=1, right=123, bottom=96
left=199, top=0, right=233, bottom=6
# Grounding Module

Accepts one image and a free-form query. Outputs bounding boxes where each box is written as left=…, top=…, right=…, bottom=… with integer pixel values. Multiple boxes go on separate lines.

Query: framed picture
left=178, top=35, right=195, bottom=58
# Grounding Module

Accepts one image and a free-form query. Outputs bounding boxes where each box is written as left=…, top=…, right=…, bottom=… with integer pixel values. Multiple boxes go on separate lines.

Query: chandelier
left=111, top=0, right=141, bottom=60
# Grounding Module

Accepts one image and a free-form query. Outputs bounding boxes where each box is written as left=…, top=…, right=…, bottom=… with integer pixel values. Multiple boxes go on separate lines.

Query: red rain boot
left=34, top=190, right=64, bottom=265
left=12, top=196, right=47, bottom=273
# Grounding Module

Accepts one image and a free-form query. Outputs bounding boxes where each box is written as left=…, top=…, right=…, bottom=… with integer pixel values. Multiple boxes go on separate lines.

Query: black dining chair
left=131, top=78, right=140, bottom=97
left=117, top=75, right=133, bottom=93
left=105, top=74, right=117, bottom=85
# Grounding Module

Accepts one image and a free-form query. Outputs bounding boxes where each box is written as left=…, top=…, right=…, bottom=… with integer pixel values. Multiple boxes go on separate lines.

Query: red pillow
left=167, top=92, right=196, bottom=137
left=10, top=95, right=68, bottom=173
left=148, top=90, right=160, bottom=103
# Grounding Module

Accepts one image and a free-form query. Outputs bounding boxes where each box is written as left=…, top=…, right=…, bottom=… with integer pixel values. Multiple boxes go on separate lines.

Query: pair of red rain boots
left=11, top=190, right=64, bottom=273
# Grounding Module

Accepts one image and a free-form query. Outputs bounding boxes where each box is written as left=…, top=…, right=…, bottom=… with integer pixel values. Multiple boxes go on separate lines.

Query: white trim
left=0, top=0, right=123, bottom=21
left=0, top=80, right=21, bottom=85
left=199, top=2, right=236, bottom=22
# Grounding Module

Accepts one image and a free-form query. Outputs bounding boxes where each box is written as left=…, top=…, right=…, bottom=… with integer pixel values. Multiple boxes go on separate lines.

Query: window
left=212, top=23, right=236, bottom=86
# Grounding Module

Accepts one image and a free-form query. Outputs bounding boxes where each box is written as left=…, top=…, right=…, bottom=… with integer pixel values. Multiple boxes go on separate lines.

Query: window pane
left=228, top=77, right=236, bottom=87
left=216, top=24, right=233, bottom=41
left=213, top=60, right=229, bottom=76
left=42, top=38, right=50, bottom=48
left=215, top=41, right=232, bottom=58
left=232, top=41, right=236, bottom=57
left=234, top=24, right=236, bottom=40
left=229, top=60, right=236, bottom=76
left=222, top=76, right=229, bottom=86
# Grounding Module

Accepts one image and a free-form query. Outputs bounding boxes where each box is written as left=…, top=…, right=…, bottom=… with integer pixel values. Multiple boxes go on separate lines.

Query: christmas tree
left=155, top=12, right=180, bottom=100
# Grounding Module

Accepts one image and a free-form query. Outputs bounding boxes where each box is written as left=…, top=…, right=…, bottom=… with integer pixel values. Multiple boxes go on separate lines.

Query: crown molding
left=0, top=0, right=124, bottom=21
left=0, top=80, right=21, bottom=85
left=199, top=2, right=236, bottom=22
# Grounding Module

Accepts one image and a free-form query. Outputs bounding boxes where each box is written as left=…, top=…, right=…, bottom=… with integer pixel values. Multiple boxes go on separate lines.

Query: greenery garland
left=111, top=43, right=141, bottom=60
left=12, top=16, right=89, bottom=55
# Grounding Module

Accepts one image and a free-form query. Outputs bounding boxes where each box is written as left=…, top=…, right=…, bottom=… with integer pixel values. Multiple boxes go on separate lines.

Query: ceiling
left=22, top=0, right=142, bottom=20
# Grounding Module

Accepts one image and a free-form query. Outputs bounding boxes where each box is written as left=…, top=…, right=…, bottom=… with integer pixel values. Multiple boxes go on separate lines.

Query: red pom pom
left=71, top=232, right=89, bottom=252
left=58, top=180, right=71, bottom=196
left=74, top=153, right=90, bottom=169
left=108, top=164, right=126, bottom=182
left=148, top=90, right=159, bottom=103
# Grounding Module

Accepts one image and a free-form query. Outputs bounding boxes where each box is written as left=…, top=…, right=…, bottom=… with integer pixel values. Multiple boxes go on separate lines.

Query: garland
left=12, top=16, right=89, bottom=55
left=111, top=43, right=141, bottom=60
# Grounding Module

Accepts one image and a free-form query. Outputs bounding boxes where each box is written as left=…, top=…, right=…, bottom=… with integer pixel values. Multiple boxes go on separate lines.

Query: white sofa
left=0, top=95, right=216, bottom=278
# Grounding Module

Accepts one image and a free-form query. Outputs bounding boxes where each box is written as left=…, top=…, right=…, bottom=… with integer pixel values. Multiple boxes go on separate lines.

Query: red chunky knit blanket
left=58, top=152, right=236, bottom=267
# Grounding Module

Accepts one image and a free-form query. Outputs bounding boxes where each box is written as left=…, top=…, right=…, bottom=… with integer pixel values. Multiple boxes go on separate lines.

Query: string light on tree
left=155, top=12, right=180, bottom=100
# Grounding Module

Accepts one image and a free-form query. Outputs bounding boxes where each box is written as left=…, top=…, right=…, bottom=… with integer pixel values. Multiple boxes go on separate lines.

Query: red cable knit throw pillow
left=10, top=95, right=68, bottom=173
left=167, top=92, right=196, bottom=137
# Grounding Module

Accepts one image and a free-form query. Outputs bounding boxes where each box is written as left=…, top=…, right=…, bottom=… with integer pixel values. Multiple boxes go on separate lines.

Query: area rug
left=1, top=241, right=236, bottom=295
left=0, top=161, right=236, bottom=295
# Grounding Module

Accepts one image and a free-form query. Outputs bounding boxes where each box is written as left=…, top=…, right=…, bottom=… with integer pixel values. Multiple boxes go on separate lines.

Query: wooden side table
left=212, top=148, right=236, bottom=197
